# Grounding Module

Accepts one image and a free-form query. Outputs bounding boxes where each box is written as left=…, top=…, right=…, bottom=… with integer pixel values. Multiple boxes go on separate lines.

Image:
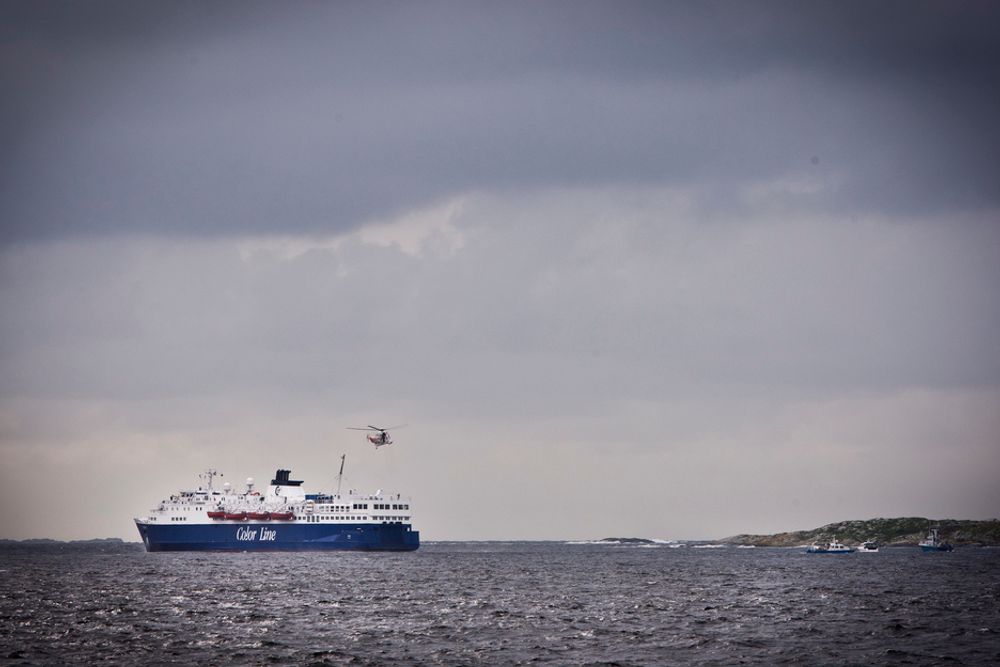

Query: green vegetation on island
left=722, top=517, right=1000, bottom=547
left=0, top=538, right=143, bottom=553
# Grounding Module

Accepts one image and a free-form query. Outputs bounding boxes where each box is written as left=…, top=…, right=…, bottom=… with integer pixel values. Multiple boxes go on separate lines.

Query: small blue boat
left=919, top=527, right=953, bottom=552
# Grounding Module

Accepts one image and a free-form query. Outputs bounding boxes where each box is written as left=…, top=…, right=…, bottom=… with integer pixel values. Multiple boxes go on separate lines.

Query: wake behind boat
left=134, top=465, right=419, bottom=552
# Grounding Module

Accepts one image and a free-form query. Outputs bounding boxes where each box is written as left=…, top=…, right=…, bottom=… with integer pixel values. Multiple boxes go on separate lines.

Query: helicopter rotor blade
left=347, top=427, right=379, bottom=431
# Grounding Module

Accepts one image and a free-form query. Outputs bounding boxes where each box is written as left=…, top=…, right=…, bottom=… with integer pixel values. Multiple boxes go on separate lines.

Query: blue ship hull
left=135, top=521, right=419, bottom=552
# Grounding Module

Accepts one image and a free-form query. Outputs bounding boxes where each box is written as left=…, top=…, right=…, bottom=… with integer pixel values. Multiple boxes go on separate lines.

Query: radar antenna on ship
left=199, top=468, right=222, bottom=491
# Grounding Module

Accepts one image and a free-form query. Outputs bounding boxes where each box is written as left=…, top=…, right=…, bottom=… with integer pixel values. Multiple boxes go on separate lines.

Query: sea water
left=1, top=542, right=998, bottom=665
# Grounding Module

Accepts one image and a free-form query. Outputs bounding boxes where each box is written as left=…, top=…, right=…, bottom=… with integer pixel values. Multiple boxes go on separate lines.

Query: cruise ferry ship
left=134, top=468, right=419, bottom=551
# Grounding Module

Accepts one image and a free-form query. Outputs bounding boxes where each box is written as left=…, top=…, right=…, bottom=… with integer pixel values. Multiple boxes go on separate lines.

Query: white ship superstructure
left=135, top=468, right=419, bottom=551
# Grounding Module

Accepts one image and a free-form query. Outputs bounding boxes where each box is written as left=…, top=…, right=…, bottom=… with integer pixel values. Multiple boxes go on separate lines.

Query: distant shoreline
left=3, top=518, right=999, bottom=548
left=719, top=517, right=1000, bottom=547
left=0, top=538, right=145, bottom=552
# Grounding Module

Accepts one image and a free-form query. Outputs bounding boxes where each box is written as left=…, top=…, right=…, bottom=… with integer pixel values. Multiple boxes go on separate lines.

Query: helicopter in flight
left=347, top=424, right=406, bottom=449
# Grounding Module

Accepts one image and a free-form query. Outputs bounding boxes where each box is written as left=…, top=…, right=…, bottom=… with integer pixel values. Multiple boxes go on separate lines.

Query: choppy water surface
left=2, top=542, right=998, bottom=665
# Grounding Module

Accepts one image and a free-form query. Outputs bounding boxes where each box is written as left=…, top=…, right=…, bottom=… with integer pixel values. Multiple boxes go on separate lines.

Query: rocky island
left=0, top=538, right=143, bottom=553
left=722, top=517, right=1000, bottom=547
left=597, top=537, right=657, bottom=545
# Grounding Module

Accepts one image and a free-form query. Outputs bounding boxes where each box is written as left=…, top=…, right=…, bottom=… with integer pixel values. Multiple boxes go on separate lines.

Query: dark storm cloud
left=2, top=0, right=999, bottom=243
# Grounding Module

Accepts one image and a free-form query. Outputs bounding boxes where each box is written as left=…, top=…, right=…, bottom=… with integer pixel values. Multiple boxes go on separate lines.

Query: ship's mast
left=336, top=454, right=346, bottom=496
left=200, top=468, right=221, bottom=490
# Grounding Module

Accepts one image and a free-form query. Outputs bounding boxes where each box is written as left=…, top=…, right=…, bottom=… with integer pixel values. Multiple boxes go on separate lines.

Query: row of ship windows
left=162, top=503, right=409, bottom=511
left=316, top=504, right=409, bottom=511
left=306, top=515, right=412, bottom=522
left=170, top=517, right=189, bottom=522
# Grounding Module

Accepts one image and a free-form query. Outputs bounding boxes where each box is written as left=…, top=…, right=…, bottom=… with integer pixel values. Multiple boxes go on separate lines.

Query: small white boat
left=806, top=536, right=855, bottom=554
left=857, top=540, right=879, bottom=553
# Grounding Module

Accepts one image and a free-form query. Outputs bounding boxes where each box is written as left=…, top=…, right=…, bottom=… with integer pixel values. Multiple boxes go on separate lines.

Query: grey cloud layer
left=3, top=192, right=997, bottom=413
left=2, top=2, right=999, bottom=541
left=3, top=1, right=998, bottom=242
left=1, top=192, right=998, bottom=539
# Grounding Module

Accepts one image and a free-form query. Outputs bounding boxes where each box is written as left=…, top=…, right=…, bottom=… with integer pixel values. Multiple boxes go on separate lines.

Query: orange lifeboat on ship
left=224, top=511, right=247, bottom=521
left=207, top=510, right=225, bottom=519
left=269, top=511, right=294, bottom=520
left=246, top=511, right=271, bottom=520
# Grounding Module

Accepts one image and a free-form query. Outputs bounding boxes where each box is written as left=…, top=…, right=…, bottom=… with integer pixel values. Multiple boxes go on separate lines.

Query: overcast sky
left=2, top=1, right=998, bottom=541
